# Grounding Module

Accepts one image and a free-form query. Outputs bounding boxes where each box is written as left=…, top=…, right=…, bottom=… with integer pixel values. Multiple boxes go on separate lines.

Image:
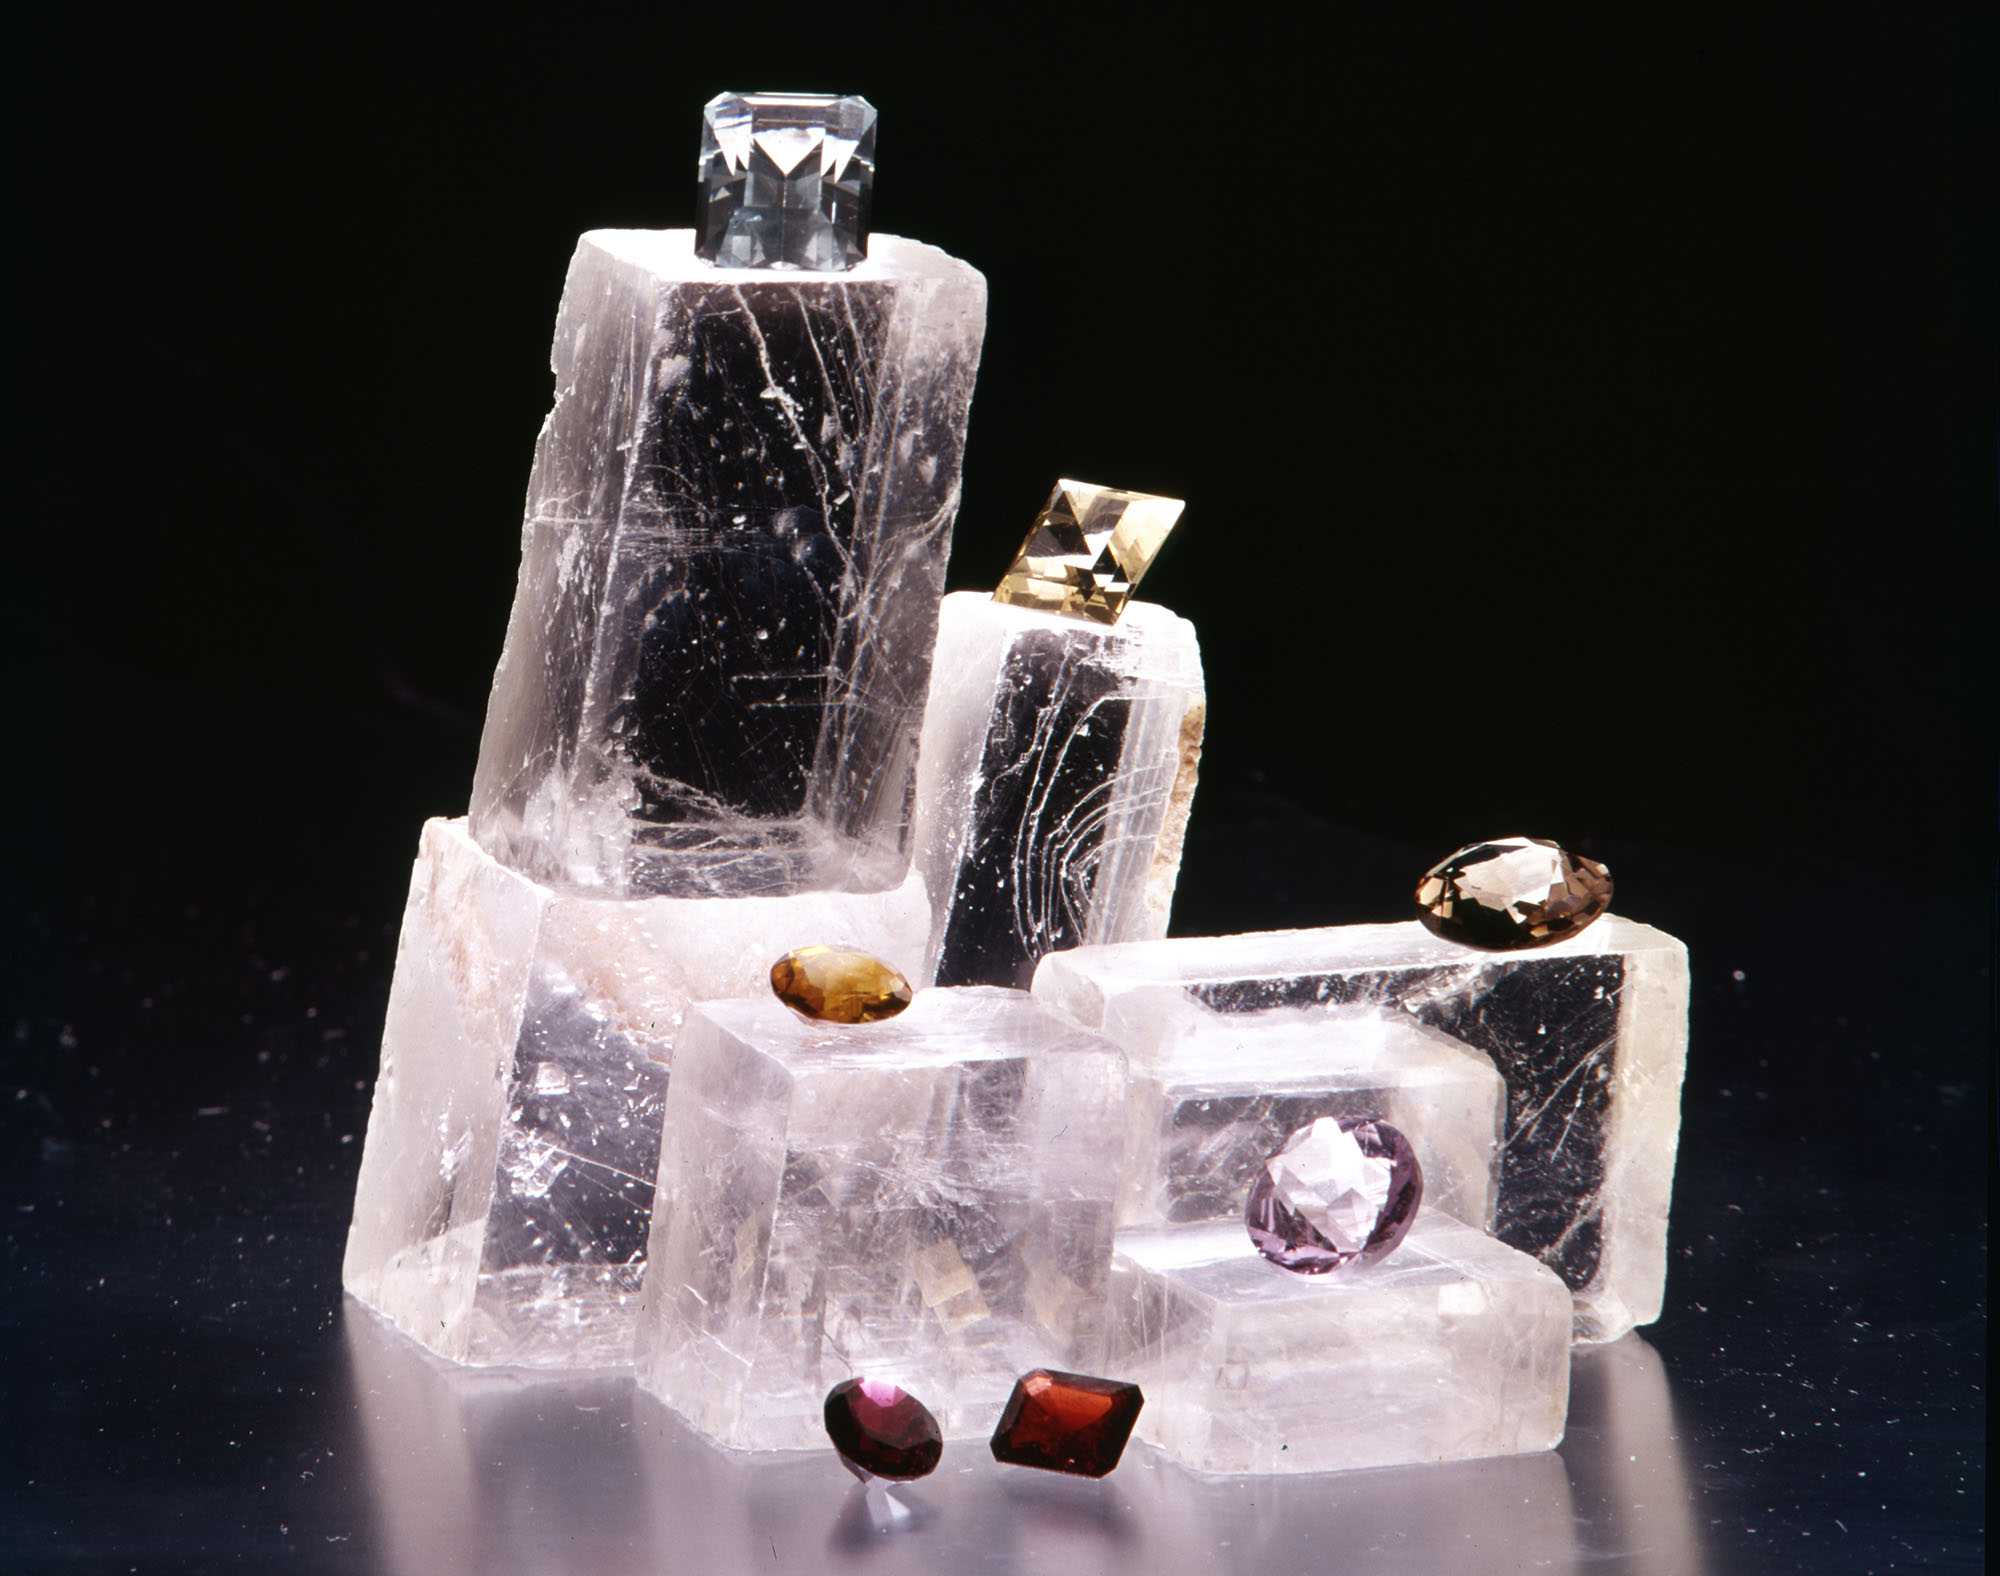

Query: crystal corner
left=696, top=92, right=876, bottom=271
left=992, top=480, right=1184, bottom=625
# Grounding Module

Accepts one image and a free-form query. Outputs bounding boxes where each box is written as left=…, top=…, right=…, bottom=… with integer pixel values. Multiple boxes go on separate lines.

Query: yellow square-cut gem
left=992, top=479, right=1184, bottom=625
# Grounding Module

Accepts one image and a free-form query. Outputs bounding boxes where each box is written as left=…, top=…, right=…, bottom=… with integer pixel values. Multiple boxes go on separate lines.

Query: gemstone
left=696, top=92, right=876, bottom=270
left=989, top=1369, right=1144, bottom=1477
left=1415, top=837, right=1614, bottom=950
left=1244, top=1116, right=1423, bottom=1273
left=992, top=480, right=1184, bottom=625
left=769, top=946, right=913, bottom=1023
left=822, top=1378, right=944, bottom=1481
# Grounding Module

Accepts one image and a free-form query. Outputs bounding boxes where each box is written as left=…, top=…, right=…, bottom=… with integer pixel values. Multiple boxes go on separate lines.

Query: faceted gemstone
left=989, top=1369, right=1144, bottom=1477
left=993, top=480, right=1184, bottom=625
left=769, top=946, right=913, bottom=1023
left=696, top=92, right=876, bottom=270
left=1416, top=837, right=1614, bottom=950
left=1244, top=1116, right=1423, bottom=1274
left=823, top=1378, right=943, bottom=1481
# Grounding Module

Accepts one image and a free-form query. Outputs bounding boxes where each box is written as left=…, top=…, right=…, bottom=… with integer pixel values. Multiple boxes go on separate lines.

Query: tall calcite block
left=1111, top=1216, right=1572, bottom=1475
left=342, top=817, right=929, bottom=1368
left=470, top=231, right=987, bottom=899
left=634, top=988, right=1127, bottom=1448
left=1116, top=1007, right=1504, bottom=1233
left=911, top=592, right=1204, bottom=988
left=1035, top=916, right=1690, bottom=1342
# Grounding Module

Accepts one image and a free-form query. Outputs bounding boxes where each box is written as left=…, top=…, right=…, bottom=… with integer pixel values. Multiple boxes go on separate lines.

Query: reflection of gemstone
left=823, top=1378, right=943, bottom=1480
left=696, top=92, right=877, bottom=271
left=992, top=480, right=1184, bottom=625
left=989, top=1369, right=1144, bottom=1477
left=770, top=946, right=913, bottom=1023
left=1416, top=836, right=1614, bottom=950
left=1244, top=1116, right=1422, bottom=1274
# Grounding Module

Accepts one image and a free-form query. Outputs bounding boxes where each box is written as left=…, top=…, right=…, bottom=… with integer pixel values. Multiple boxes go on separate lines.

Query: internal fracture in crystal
left=468, top=230, right=985, bottom=898
left=992, top=480, right=1184, bottom=625
left=697, top=93, right=877, bottom=271
left=1034, top=916, right=1690, bottom=1343
left=1243, top=1116, right=1423, bottom=1273
left=912, top=593, right=1204, bottom=988
left=633, top=987, right=1129, bottom=1447
left=1417, top=837, right=1613, bottom=949
left=769, top=946, right=913, bottom=1023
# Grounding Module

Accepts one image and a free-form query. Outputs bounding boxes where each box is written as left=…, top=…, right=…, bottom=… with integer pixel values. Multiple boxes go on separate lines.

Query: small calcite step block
left=633, top=987, right=1127, bottom=1449
left=1110, top=1215, right=1572, bottom=1475
left=342, top=817, right=929, bottom=1369
left=469, top=230, right=986, bottom=899
left=911, top=592, right=1205, bottom=989
left=1113, top=1006, right=1504, bottom=1235
left=1034, top=916, right=1690, bottom=1343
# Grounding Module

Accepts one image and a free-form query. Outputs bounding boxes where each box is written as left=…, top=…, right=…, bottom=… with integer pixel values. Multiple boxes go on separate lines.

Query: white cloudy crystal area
left=342, top=818, right=929, bottom=1368
left=470, top=231, right=986, bottom=899
left=1111, top=1215, right=1571, bottom=1475
left=1035, top=916, right=1690, bottom=1343
left=634, top=988, right=1126, bottom=1448
left=911, top=593, right=1204, bottom=988
left=1117, top=1008, right=1503, bottom=1233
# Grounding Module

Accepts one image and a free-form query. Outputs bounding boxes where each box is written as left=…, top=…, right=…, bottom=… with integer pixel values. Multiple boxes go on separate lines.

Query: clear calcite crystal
left=992, top=480, right=1185, bottom=624
left=1112, top=1006, right=1502, bottom=1235
left=1110, top=1215, right=1572, bottom=1474
left=342, top=818, right=929, bottom=1368
left=1035, top=916, right=1690, bottom=1342
left=697, top=93, right=877, bottom=271
left=911, top=592, right=1205, bottom=988
left=469, top=229, right=986, bottom=898
left=633, top=987, right=1128, bottom=1448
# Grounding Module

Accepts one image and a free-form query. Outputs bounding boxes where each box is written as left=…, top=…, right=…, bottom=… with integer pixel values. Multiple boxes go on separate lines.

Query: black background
left=2, top=6, right=1990, bottom=1572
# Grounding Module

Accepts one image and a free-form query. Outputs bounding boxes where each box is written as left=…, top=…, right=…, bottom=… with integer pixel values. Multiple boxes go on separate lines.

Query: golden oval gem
left=770, top=946, right=914, bottom=1024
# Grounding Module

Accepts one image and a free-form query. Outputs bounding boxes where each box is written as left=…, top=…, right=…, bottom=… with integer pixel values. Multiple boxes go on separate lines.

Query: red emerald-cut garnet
left=823, top=1378, right=943, bottom=1481
left=989, top=1369, right=1144, bottom=1477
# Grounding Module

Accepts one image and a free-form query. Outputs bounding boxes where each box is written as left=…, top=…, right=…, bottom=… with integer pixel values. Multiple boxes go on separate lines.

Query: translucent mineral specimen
left=341, top=817, right=929, bottom=1368
left=1110, top=1215, right=1572, bottom=1474
left=633, top=987, right=1128, bottom=1448
left=696, top=93, right=877, bottom=271
left=468, top=229, right=986, bottom=899
left=1035, top=916, right=1690, bottom=1343
left=910, top=592, right=1205, bottom=988
left=1109, top=1006, right=1502, bottom=1236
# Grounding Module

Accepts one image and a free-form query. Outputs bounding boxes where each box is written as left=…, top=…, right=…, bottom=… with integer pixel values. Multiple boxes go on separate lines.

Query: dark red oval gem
left=823, top=1378, right=943, bottom=1481
left=989, top=1369, right=1144, bottom=1477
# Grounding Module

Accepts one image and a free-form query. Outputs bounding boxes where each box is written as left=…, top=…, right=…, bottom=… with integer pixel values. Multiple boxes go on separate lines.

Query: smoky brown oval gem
left=1415, top=836, right=1612, bottom=950
left=770, top=946, right=914, bottom=1024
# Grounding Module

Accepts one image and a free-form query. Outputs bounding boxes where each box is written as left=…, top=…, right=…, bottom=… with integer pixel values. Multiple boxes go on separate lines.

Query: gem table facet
left=696, top=93, right=877, bottom=271
left=823, top=1379, right=943, bottom=1481
left=770, top=946, right=913, bottom=1023
left=992, top=481, right=1185, bottom=625
left=1244, top=1116, right=1423, bottom=1273
left=1416, top=836, right=1614, bottom=950
left=988, top=1369, right=1144, bottom=1478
